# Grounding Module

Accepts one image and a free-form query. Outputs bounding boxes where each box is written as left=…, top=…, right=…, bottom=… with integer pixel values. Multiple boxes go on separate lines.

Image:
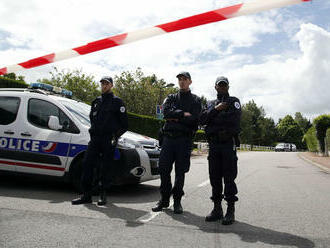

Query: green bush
left=313, top=114, right=330, bottom=153
left=0, top=77, right=28, bottom=88
left=303, top=126, right=319, bottom=152
left=127, top=112, right=164, bottom=139
left=326, top=128, right=330, bottom=153
left=194, top=129, right=207, bottom=142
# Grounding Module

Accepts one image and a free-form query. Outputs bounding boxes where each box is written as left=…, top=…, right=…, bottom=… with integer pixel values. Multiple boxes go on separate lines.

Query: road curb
left=298, top=153, right=330, bottom=173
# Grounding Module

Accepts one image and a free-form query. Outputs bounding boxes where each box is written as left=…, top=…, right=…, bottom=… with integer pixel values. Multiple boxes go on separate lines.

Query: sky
left=0, top=0, right=329, bottom=122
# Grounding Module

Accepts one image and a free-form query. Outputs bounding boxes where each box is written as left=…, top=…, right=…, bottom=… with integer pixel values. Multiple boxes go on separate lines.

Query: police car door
left=15, top=96, right=73, bottom=177
left=0, top=94, right=21, bottom=172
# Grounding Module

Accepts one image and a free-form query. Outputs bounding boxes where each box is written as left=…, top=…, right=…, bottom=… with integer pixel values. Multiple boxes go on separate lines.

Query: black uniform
left=200, top=92, right=241, bottom=203
left=81, top=92, right=128, bottom=193
left=159, top=90, right=201, bottom=199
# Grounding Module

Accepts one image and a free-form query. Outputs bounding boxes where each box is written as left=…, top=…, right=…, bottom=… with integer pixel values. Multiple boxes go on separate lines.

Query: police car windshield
left=60, top=100, right=91, bottom=126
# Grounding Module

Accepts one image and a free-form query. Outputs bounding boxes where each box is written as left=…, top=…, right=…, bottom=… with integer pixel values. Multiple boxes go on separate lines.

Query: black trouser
left=158, top=136, right=192, bottom=199
left=208, top=139, right=238, bottom=203
left=81, top=136, right=115, bottom=194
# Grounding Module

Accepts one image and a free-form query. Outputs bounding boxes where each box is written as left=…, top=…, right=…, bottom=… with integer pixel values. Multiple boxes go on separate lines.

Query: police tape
left=0, top=0, right=311, bottom=75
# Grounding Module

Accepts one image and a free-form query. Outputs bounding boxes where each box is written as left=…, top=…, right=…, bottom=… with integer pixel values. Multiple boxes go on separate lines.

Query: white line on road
left=136, top=199, right=174, bottom=224
left=137, top=179, right=209, bottom=224
left=197, top=179, right=210, bottom=188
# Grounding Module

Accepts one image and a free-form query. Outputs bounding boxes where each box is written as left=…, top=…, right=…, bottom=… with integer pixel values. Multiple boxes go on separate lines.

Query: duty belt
left=207, top=131, right=233, bottom=144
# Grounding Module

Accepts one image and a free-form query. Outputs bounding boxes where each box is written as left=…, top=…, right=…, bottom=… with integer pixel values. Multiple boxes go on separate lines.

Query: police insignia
left=120, top=106, right=126, bottom=113
left=234, top=102, right=240, bottom=109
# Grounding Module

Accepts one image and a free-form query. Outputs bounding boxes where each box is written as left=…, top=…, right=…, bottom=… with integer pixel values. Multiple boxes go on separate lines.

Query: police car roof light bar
left=29, top=82, right=73, bottom=97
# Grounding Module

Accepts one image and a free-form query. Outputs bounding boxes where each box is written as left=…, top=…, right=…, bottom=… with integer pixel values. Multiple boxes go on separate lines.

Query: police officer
left=72, top=76, right=128, bottom=206
left=152, top=71, right=202, bottom=214
left=200, top=76, right=241, bottom=225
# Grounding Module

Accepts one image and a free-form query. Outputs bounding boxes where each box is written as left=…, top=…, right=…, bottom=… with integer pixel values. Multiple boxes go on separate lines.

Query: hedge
left=303, top=126, right=319, bottom=152
left=313, top=114, right=330, bottom=154
left=326, top=128, right=330, bottom=154
left=127, top=112, right=164, bottom=139
left=0, top=77, right=28, bottom=88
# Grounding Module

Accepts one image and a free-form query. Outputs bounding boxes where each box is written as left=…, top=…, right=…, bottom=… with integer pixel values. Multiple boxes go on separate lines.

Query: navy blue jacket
left=162, top=90, right=201, bottom=135
left=200, top=93, right=241, bottom=137
left=89, top=92, right=128, bottom=138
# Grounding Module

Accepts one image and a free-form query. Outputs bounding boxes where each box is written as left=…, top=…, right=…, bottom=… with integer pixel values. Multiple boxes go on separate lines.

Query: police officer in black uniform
left=152, top=71, right=201, bottom=214
left=72, top=76, right=128, bottom=206
left=200, top=76, right=241, bottom=225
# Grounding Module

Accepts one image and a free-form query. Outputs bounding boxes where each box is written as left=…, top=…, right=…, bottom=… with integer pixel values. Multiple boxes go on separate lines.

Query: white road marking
left=198, top=179, right=210, bottom=188
left=136, top=180, right=210, bottom=224
left=137, top=199, right=174, bottom=223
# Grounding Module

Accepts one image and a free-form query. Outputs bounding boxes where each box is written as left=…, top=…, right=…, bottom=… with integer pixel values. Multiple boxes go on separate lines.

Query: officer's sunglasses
left=100, top=81, right=110, bottom=85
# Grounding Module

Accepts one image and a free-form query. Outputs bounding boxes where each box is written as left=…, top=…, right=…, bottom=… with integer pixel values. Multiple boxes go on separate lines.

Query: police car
left=0, top=83, right=160, bottom=190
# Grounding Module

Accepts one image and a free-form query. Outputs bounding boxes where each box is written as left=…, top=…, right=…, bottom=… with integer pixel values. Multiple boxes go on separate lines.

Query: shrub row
left=326, top=128, right=330, bottom=153
left=0, top=77, right=28, bottom=88
left=303, top=126, right=319, bottom=152
left=127, top=112, right=164, bottom=139
left=313, top=114, right=330, bottom=154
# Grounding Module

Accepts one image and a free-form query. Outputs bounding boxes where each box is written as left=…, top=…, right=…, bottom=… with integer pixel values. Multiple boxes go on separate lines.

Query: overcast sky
left=0, top=0, right=329, bottom=122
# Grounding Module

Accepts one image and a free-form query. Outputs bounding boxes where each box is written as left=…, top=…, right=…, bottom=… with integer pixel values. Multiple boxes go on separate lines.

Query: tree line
left=1, top=68, right=313, bottom=148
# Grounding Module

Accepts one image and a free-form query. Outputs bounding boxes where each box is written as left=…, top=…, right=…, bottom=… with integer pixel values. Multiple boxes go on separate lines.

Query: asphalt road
left=0, top=152, right=330, bottom=248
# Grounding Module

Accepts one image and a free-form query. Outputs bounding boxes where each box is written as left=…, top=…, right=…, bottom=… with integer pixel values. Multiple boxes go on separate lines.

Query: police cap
left=176, top=71, right=191, bottom=80
left=100, top=76, right=113, bottom=84
left=215, top=76, right=229, bottom=86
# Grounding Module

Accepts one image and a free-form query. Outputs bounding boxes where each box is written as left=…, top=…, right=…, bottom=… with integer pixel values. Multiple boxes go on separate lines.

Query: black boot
left=152, top=196, right=170, bottom=212
left=173, top=197, right=183, bottom=214
left=222, top=202, right=235, bottom=225
left=97, top=190, right=107, bottom=206
left=205, top=201, right=223, bottom=222
left=71, top=194, right=92, bottom=205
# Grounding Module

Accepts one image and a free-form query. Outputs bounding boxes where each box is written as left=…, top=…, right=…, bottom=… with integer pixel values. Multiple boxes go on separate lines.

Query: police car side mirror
left=48, top=116, right=63, bottom=131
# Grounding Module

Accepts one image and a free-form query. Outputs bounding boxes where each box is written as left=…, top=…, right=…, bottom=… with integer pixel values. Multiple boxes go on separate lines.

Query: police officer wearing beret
left=200, top=76, right=241, bottom=225
left=72, top=76, right=128, bottom=206
left=152, top=71, right=202, bottom=214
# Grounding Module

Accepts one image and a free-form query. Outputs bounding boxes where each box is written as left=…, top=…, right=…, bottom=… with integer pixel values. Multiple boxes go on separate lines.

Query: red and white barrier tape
left=0, top=0, right=311, bottom=75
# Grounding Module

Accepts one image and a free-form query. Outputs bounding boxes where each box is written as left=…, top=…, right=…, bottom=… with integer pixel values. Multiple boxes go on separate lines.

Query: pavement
left=193, top=150, right=330, bottom=173
left=297, top=152, right=330, bottom=173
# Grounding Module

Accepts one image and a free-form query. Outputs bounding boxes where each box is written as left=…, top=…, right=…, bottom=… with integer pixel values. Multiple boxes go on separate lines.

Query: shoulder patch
left=234, top=102, right=241, bottom=109
left=120, top=106, right=126, bottom=113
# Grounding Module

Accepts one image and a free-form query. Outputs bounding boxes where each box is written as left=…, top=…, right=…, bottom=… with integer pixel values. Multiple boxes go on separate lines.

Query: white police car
left=0, top=83, right=160, bottom=190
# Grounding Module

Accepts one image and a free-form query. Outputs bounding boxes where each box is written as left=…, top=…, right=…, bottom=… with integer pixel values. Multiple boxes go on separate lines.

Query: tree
left=240, top=100, right=264, bottom=145
left=113, top=68, right=177, bottom=116
left=294, top=112, right=312, bottom=134
left=276, top=115, right=304, bottom=149
left=313, top=114, right=330, bottom=155
left=258, top=117, right=277, bottom=146
left=37, top=67, right=100, bottom=104
left=2, top=73, right=26, bottom=83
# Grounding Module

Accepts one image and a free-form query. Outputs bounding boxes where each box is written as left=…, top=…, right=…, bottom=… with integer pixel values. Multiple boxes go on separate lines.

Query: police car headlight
left=117, top=137, right=143, bottom=149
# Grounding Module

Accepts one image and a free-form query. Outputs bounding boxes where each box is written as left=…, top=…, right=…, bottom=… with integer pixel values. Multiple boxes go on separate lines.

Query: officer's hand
left=215, top=102, right=228, bottom=111
left=184, top=112, right=192, bottom=117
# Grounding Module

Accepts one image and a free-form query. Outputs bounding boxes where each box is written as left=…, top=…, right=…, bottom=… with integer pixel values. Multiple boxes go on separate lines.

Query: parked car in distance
left=275, top=143, right=297, bottom=152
